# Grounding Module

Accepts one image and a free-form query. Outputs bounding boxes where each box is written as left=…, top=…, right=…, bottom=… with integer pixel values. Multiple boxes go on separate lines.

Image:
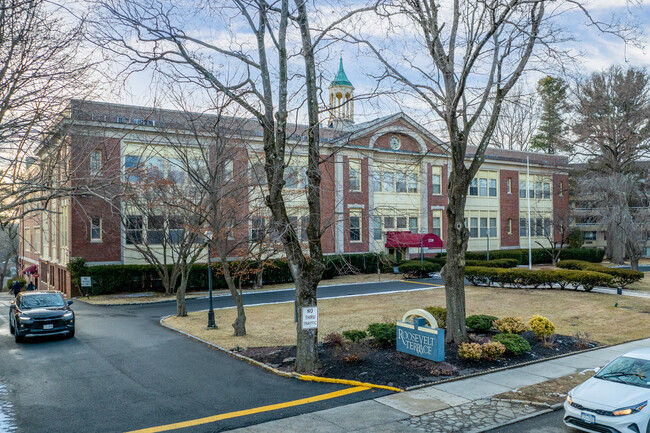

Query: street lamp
left=205, top=230, right=217, bottom=329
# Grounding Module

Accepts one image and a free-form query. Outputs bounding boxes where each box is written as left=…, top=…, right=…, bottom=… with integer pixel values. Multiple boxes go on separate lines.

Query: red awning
left=385, top=231, right=444, bottom=248
left=22, top=264, right=38, bottom=275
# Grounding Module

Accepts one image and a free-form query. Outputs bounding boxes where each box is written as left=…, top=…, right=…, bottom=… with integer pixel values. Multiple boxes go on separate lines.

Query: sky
left=93, top=0, right=650, bottom=131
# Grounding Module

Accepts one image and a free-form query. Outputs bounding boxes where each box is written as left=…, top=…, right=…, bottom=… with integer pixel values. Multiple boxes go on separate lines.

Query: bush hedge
left=465, top=248, right=604, bottom=265
left=342, top=330, right=367, bottom=342
left=465, top=266, right=614, bottom=291
left=458, top=342, right=482, bottom=362
left=424, top=306, right=447, bottom=329
left=398, top=260, right=442, bottom=278
left=493, top=333, right=531, bottom=356
left=556, top=260, right=644, bottom=288
left=366, top=322, right=397, bottom=347
left=466, top=259, right=518, bottom=268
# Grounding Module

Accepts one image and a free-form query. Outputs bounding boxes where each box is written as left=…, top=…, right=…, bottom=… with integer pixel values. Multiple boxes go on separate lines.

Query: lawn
left=626, top=272, right=650, bottom=292
left=164, top=285, right=650, bottom=350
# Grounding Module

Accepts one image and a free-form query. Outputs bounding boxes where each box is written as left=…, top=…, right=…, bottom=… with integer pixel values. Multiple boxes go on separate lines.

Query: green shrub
left=493, top=333, right=531, bottom=356
left=556, top=261, right=642, bottom=288
left=423, top=306, right=447, bottom=329
left=6, top=278, right=26, bottom=290
left=466, top=259, right=519, bottom=268
left=342, top=329, right=367, bottom=342
left=568, top=228, right=585, bottom=249
left=466, top=315, right=499, bottom=332
left=366, top=322, right=397, bottom=347
left=398, top=260, right=441, bottom=278
left=529, top=315, right=556, bottom=340
left=466, top=248, right=604, bottom=265
left=481, top=341, right=506, bottom=361
left=458, top=342, right=482, bottom=362
left=558, top=248, right=605, bottom=263
left=465, top=266, right=614, bottom=291
left=493, top=316, right=529, bottom=334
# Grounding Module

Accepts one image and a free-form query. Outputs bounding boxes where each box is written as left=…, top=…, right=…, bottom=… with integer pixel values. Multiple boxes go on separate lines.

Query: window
left=125, top=155, right=141, bottom=182
left=584, top=231, right=597, bottom=241
left=470, top=217, right=478, bottom=238
left=147, top=157, right=164, bottom=179
left=559, top=181, right=564, bottom=196
left=251, top=162, right=266, bottom=186
left=432, top=215, right=441, bottom=237
left=168, top=158, right=185, bottom=184
left=409, top=217, right=418, bottom=232
left=520, top=218, right=527, bottom=236
left=528, top=181, right=535, bottom=199
left=300, top=216, right=309, bottom=242
left=543, top=183, right=551, bottom=199
left=469, top=178, right=478, bottom=196
left=382, top=171, right=394, bottom=192
left=91, top=217, right=102, bottom=242
left=544, top=218, right=552, bottom=236
left=349, top=159, right=361, bottom=192
left=384, top=217, right=394, bottom=229
left=395, top=173, right=407, bottom=193
left=480, top=217, right=488, bottom=237
left=224, top=160, right=233, bottom=182
left=33, top=227, right=41, bottom=253
left=126, top=216, right=143, bottom=244
left=90, top=150, right=102, bottom=175
left=489, top=217, right=497, bottom=237
left=371, top=172, right=381, bottom=192
left=407, top=173, right=418, bottom=193
left=535, top=182, right=542, bottom=199
left=349, top=211, right=361, bottom=242
left=147, top=215, right=164, bottom=245
left=432, top=173, right=441, bottom=195
left=168, top=217, right=183, bottom=244
left=372, top=218, right=382, bottom=240
left=519, top=181, right=526, bottom=198
left=285, top=166, right=300, bottom=189
left=507, top=218, right=512, bottom=234
left=251, top=217, right=265, bottom=242
left=24, top=228, right=30, bottom=252
left=507, top=178, right=512, bottom=194
left=479, top=178, right=488, bottom=196
left=396, top=216, right=407, bottom=229
left=536, top=218, right=544, bottom=237
left=489, top=179, right=497, bottom=197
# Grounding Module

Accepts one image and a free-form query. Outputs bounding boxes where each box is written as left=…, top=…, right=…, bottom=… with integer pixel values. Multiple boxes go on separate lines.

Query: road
left=486, top=409, right=572, bottom=432
left=0, top=277, right=442, bottom=433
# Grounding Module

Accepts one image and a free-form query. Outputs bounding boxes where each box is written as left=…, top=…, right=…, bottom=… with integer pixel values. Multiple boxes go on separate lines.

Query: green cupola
left=330, top=57, right=353, bottom=88
left=328, top=57, right=355, bottom=130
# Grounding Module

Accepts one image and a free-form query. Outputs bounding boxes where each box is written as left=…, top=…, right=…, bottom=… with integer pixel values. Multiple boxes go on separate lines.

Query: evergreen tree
left=531, top=76, right=570, bottom=154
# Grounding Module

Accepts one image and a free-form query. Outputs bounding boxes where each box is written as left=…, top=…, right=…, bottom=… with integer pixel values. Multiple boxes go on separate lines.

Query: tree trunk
left=441, top=176, right=470, bottom=344
left=630, top=257, right=639, bottom=272
left=253, top=271, right=263, bottom=290
left=608, top=223, right=625, bottom=264
left=294, top=271, right=319, bottom=372
left=221, top=258, right=246, bottom=336
left=176, top=274, right=187, bottom=317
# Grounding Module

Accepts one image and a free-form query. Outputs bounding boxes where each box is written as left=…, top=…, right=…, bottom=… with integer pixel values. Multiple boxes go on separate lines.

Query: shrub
left=568, top=228, right=585, bottom=249
left=342, top=329, right=367, bottom=342
left=466, top=259, right=518, bottom=268
left=6, top=278, right=26, bottom=290
left=481, top=341, right=506, bottom=361
left=366, top=322, right=397, bottom=347
left=466, top=248, right=604, bottom=265
left=423, top=306, right=447, bottom=328
left=493, top=316, right=528, bottom=334
left=398, top=260, right=441, bottom=278
left=529, top=315, right=556, bottom=340
left=323, top=332, right=344, bottom=347
left=458, top=342, right=482, bottom=362
left=493, top=333, right=531, bottom=356
left=556, top=261, right=640, bottom=288
left=466, top=315, right=499, bottom=332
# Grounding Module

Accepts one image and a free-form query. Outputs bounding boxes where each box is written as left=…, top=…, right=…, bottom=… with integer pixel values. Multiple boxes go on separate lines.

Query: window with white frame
left=431, top=167, right=442, bottom=195
left=126, top=215, right=143, bottom=244
left=518, top=175, right=552, bottom=199
left=33, top=227, right=41, bottom=253
left=432, top=211, right=442, bottom=237
left=469, top=171, right=498, bottom=197
left=349, top=159, right=361, bottom=192
left=91, top=217, right=102, bottom=242
left=467, top=211, right=498, bottom=238
left=125, top=155, right=142, bottom=182
left=24, top=227, right=30, bottom=252
left=90, top=150, right=102, bottom=175
left=147, top=215, right=164, bottom=244
left=373, top=165, right=418, bottom=194
left=584, top=231, right=597, bottom=240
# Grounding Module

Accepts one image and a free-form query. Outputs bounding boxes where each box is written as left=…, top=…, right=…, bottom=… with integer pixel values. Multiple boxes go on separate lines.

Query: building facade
left=19, top=63, right=569, bottom=297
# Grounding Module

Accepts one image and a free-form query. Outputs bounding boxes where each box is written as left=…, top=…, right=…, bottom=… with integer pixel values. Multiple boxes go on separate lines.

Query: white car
left=564, top=348, right=650, bottom=433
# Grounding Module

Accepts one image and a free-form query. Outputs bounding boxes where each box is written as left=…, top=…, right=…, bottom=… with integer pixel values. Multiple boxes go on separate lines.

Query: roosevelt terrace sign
left=396, top=309, right=445, bottom=362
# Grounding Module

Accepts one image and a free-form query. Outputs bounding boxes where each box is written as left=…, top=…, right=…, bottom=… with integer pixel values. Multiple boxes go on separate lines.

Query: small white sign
left=302, top=307, right=318, bottom=330
left=80, top=276, right=92, bottom=287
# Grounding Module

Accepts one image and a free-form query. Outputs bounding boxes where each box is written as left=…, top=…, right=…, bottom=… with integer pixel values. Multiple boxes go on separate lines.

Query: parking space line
left=125, top=386, right=370, bottom=433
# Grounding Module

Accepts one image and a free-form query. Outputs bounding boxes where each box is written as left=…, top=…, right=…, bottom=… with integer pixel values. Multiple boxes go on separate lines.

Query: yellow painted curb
left=298, top=374, right=402, bottom=392
left=400, top=280, right=445, bottom=287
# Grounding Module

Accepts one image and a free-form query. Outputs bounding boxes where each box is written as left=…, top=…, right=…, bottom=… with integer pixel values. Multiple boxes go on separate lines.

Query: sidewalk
left=230, top=338, right=650, bottom=433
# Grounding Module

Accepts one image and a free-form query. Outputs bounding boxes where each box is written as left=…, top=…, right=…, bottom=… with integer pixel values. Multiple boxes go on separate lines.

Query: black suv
left=9, top=291, right=75, bottom=343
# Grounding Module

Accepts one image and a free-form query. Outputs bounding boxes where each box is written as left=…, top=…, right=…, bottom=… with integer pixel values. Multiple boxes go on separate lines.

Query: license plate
left=581, top=412, right=595, bottom=424
left=43, top=324, right=53, bottom=330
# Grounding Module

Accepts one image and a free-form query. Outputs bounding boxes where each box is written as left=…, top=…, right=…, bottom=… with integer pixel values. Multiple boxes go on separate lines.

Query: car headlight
left=62, top=311, right=74, bottom=319
left=566, top=392, right=573, bottom=405
left=18, top=315, right=33, bottom=322
left=613, top=401, right=647, bottom=416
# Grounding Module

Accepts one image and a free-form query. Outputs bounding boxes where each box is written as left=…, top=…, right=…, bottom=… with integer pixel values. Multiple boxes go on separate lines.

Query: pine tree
left=531, top=76, right=570, bottom=154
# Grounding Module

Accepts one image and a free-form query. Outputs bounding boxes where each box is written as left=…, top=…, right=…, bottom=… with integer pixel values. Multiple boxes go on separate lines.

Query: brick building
left=19, top=62, right=569, bottom=296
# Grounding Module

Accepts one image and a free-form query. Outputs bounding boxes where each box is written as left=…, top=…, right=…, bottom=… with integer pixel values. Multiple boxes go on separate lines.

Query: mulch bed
left=239, top=331, right=599, bottom=389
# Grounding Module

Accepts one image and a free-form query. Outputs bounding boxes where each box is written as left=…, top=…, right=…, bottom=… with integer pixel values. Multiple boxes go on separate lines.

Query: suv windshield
left=596, top=356, right=650, bottom=388
left=20, top=294, right=65, bottom=309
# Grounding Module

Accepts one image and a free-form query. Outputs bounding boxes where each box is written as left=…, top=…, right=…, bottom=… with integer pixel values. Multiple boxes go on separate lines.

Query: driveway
left=0, top=278, right=442, bottom=432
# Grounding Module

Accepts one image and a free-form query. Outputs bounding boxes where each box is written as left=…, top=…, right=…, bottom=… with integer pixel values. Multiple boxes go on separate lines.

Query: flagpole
left=527, top=156, right=532, bottom=270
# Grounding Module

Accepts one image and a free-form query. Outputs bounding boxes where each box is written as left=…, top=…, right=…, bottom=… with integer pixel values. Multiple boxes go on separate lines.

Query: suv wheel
left=9, top=316, right=14, bottom=335
left=14, top=331, right=23, bottom=343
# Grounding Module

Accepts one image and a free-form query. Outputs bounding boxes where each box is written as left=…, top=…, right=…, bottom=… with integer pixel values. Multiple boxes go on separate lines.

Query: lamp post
left=205, top=230, right=217, bottom=329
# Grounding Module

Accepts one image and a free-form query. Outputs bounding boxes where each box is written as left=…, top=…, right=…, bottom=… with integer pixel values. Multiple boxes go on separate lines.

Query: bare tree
left=485, top=85, right=539, bottom=151
left=93, top=0, right=334, bottom=371
left=0, top=222, right=19, bottom=288
left=337, top=0, right=636, bottom=344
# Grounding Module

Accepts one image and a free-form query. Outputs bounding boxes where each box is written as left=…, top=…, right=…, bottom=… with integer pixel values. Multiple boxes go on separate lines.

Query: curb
left=159, top=316, right=401, bottom=393
left=472, top=401, right=564, bottom=433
